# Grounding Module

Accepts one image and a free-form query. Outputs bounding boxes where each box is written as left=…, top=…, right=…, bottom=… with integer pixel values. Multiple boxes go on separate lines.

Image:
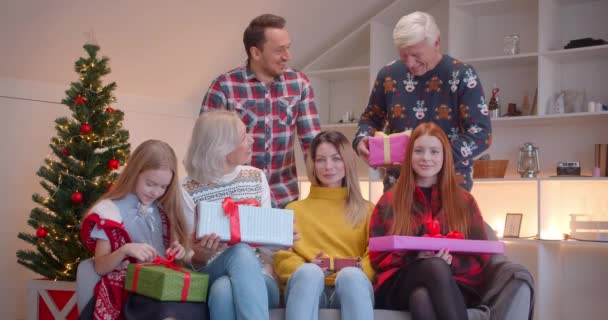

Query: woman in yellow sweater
left=274, top=131, right=375, bottom=320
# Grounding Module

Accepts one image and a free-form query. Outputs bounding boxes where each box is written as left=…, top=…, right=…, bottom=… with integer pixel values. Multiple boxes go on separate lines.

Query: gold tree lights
left=17, top=44, right=130, bottom=280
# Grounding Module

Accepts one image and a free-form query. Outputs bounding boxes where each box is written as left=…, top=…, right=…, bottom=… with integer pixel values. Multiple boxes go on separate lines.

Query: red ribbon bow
left=131, top=254, right=191, bottom=301
left=423, top=218, right=465, bottom=239
left=222, top=197, right=260, bottom=245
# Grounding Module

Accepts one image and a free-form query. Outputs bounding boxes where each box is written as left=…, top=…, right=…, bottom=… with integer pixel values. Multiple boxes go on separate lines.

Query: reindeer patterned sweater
left=353, top=55, right=492, bottom=191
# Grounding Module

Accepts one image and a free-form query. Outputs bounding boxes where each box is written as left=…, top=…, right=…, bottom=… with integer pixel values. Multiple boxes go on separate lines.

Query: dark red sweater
left=369, top=185, right=489, bottom=291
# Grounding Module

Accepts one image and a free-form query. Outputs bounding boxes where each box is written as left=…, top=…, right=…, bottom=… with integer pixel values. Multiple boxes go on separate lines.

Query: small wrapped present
left=316, top=257, right=361, bottom=272
left=125, top=256, right=209, bottom=302
left=368, top=131, right=410, bottom=166
left=196, top=198, right=294, bottom=247
left=369, top=236, right=505, bottom=254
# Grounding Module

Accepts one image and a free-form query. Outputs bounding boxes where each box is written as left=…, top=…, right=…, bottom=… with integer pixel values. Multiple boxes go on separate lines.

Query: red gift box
left=27, top=279, right=78, bottom=320
left=316, top=257, right=361, bottom=272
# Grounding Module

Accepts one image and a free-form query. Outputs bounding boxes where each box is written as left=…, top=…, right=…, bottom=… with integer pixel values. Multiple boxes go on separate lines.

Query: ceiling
left=0, top=0, right=393, bottom=103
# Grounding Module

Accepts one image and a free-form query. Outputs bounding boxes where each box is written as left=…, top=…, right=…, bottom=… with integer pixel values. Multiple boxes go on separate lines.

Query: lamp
left=518, top=143, right=540, bottom=178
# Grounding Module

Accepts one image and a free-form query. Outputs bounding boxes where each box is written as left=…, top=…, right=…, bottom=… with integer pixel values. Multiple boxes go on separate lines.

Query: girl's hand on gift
left=166, top=241, right=186, bottom=261
left=192, top=233, right=226, bottom=262
left=435, top=248, right=453, bottom=265
left=122, top=242, right=158, bottom=262
left=417, top=249, right=452, bottom=265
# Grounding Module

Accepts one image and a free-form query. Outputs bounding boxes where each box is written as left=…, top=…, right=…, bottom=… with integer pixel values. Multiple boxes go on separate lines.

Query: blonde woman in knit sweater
left=274, top=131, right=375, bottom=320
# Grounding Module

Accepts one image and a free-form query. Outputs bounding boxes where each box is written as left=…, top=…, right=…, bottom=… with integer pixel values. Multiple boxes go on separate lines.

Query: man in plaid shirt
left=200, top=14, right=320, bottom=208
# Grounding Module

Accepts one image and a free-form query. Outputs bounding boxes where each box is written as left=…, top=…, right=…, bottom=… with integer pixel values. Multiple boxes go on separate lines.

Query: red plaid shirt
left=369, top=185, right=489, bottom=291
left=201, top=66, right=320, bottom=208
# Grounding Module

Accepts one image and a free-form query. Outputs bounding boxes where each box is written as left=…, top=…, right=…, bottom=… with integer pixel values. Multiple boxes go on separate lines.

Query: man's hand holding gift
left=192, top=233, right=227, bottom=265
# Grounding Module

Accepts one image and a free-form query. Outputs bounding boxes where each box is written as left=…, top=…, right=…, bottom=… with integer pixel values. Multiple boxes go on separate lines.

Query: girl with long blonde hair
left=80, top=140, right=189, bottom=320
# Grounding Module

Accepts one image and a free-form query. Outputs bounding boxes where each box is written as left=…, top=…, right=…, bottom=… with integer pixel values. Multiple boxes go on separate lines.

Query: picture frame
left=504, top=213, right=523, bottom=238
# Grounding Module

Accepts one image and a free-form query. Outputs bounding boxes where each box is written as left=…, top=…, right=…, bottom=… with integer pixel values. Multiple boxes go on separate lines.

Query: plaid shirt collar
left=243, top=62, right=286, bottom=83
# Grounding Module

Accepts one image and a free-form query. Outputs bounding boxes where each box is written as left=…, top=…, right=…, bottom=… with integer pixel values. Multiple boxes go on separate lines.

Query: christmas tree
left=16, top=44, right=130, bottom=281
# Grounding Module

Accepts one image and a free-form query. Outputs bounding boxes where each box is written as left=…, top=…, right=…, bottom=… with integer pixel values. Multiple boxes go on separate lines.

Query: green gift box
left=125, top=263, right=209, bottom=302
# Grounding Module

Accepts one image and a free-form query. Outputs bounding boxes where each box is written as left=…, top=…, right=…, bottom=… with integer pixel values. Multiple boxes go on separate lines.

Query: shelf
left=463, top=52, right=538, bottom=66
left=451, top=0, right=535, bottom=16
left=500, top=238, right=608, bottom=247
left=539, top=239, right=608, bottom=247
left=475, top=177, right=608, bottom=182
left=490, top=111, right=608, bottom=126
left=306, top=66, right=369, bottom=81
left=540, top=176, right=608, bottom=181
left=541, top=44, right=608, bottom=62
left=474, top=178, right=538, bottom=183
left=321, top=122, right=358, bottom=129
left=501, top=238, right=540, bottom=244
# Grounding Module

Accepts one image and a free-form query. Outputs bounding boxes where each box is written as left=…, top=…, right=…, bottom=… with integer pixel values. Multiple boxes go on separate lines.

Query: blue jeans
left=208, top=273, right=280, bottom=320
left=201, top=243, right=275, bottom=320
left=285, top=263, right=374, bottom=320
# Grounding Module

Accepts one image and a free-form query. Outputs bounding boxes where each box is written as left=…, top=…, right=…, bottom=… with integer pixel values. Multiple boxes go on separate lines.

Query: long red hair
left=390, top=122, right=469, bottom=236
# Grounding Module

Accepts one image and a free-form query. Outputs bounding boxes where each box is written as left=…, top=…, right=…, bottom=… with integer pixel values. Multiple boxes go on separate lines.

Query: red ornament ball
left=61, top=147, right=70, bottom=156
left=36, top=227, right=48, bottom=239
left=80, top=123, right=92, bottom=135
left=105, top=107, right=115, bottom=113
left=71, top=192, right=83, bottom=204
left=108, top=159, right=120, bottom=170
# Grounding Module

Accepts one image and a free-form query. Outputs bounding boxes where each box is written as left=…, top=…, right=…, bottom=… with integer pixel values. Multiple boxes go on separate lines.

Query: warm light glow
left=541, top=224, right=564, bottom=240
left=491, top=221, right=505, bottom=238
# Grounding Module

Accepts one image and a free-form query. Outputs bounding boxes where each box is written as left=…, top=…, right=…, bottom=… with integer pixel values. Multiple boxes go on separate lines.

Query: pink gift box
left=369, top=236, right=505, bottom=254
left=368, top=133, right=409, bottom=166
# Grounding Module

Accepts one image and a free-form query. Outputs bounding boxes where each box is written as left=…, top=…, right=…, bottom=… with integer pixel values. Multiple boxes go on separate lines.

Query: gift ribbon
left=222, top=197, right=261, bottom=245
left=131, top=254, right=191, bottom=301
left=422, top=218, right=465, bottom=239
left=374, top=131, right=410, bottom=165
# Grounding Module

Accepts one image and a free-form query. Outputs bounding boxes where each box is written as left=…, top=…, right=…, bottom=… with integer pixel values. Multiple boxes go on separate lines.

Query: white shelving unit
left=296, top=0, right=608, bottom=319
left=472, top=178, right=608, bottom=320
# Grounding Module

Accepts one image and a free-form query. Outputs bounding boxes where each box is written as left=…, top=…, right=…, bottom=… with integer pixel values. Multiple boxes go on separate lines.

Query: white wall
left=0, top=1, right=396, bottom=318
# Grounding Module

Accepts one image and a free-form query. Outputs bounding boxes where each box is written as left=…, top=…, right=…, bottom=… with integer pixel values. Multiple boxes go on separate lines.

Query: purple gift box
left=368, top=132, right=409, bottom=166
left=369, top=236, right=505, bottom=254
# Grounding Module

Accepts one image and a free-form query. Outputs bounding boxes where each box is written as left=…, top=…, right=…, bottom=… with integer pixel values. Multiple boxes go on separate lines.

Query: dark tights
left=376, top=257, right=468, bottom=320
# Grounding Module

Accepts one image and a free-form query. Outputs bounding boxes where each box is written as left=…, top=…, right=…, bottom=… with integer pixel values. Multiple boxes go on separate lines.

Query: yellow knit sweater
left=274, top=186, right=375, bottom=287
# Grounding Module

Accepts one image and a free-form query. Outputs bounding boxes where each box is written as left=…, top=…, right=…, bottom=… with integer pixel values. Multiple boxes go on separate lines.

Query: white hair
left=393, top=11, right=440, bottom=48
left=184, top=110, right=243, bottom=184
